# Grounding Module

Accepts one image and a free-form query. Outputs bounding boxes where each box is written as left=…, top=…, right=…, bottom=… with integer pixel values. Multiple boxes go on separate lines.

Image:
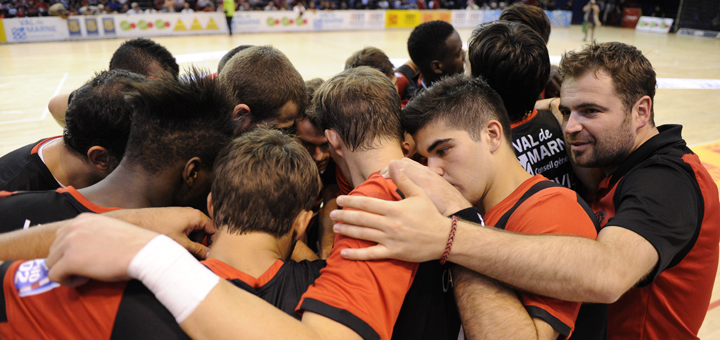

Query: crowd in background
left=0, top=0, right=576, bottom=18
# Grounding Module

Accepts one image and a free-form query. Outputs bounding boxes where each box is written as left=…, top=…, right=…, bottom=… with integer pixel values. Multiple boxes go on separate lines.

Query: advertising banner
left=385, top=9, right=420, bottom=28
left=636, top=16, right=673, bottom=34
left=1, top=17, right=69, bottom=43
left=451, top=10, right=485, bottom=28
left=113, top=13, right=227, bottom=37
left=311, top=10, right=385, bottom=31
left=419, top=10, right=451, bottom=24
left=232, top=11, right=312, bottom=33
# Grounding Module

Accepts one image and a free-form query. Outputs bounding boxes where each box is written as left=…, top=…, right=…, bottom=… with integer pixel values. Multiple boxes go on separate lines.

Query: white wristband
left=127, top=234, right=220, bottom=323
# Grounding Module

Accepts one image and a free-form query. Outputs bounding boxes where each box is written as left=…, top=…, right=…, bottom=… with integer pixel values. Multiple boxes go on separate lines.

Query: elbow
left=586, top=276, right=629, bottom=304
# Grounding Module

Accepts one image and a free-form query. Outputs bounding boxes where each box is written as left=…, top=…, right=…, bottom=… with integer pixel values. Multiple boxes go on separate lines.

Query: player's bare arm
left=454, top=265, right=559, bottom=340
left=332, top=161, right=659, bottom=303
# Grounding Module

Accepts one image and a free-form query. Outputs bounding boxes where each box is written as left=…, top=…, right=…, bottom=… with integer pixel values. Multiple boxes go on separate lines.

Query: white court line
left=0, top=72, right=68, bottom=125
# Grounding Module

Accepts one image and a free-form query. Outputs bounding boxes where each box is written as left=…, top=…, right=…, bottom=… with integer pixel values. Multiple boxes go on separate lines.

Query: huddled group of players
left=0, top=3, right=718, bottom=340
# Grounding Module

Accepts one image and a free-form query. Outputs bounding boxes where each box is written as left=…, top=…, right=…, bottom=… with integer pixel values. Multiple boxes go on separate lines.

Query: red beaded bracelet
left=440, top=216, right=457, bottom=265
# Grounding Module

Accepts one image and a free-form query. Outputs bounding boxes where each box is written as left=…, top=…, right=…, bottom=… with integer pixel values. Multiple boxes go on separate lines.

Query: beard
left=566, top=113, right=635, bottom=172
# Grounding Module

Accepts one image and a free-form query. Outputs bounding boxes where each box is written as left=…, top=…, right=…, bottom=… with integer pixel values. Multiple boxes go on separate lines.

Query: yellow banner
left=385, top=10, right=420, bottom=28
left=0, top=20, right=6, bottom=43
left=692, top=142, right=720, bottom=188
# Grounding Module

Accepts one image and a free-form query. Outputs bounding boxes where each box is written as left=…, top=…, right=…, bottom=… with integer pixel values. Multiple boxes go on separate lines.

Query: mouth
left=569, top=141, right=590, bottom=152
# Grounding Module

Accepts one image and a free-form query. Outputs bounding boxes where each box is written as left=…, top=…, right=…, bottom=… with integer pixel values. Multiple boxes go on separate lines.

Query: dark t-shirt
left=0, top=187, right=118, bottom=233
left=0, top=137, right=61, bottom=192
left=592, top=125, right=720, bottom=339
left=511, top=110, right=581, bottom=191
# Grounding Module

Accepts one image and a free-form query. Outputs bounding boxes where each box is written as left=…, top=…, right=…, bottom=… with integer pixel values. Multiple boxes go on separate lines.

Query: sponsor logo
left=86, top=18, right=98, bottom=35
left=11, top=27, right=27, bottom=41
left=68, top=18, right=82, bottom=35
left=266, top=16, right=307, bottom=27
left=14, top=259, right=60, bottom=297
left=103, top=17, right=115, bottom=33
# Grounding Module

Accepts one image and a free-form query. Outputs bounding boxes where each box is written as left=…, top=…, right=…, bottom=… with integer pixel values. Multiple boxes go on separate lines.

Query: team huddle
left=0, top=3, right=718, bottom=340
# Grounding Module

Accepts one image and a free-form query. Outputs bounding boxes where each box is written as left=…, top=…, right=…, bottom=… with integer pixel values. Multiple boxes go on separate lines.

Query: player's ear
left=86, top=146, right=117, bottom=172
left=634, top=95, right=653, bottom=129
left=430, top=60, right=443, bottom=75
left=325, top=129, right=344, bottom=158
left=182, top=157, right=204, bottom=187
left=485, top=120, right=504, bottom=153
left=292, top=209, right=314, bottom=241
left=206, top=193, right=214, bottom=219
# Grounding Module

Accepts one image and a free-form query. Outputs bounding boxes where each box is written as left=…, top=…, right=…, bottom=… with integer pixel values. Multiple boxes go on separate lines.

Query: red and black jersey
left=510, top=110, right=583, bottom=193
left=0, top=137, right=61, bottom=192
left=0, top=257, right=325, bottom=339
left=298, top=173, right=419, bottom=340
left=591, top=125, right=720, bottom=340
left=0, top=187, right=119, bottom=234
left=483, top=175, right=599, bottom=339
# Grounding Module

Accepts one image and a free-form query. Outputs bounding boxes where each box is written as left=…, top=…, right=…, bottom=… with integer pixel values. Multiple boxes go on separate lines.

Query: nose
left=563, top=112, right=582, bottom=136
left=426, top=158, right=444, bottom=177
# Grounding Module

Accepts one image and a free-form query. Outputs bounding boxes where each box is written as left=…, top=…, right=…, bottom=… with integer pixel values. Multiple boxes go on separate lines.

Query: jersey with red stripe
left=591, top=125, right=720, bottom=340
left=298, top=172, right=418, bottom=340
left=0, top=137, right=62, bottom=192
left=483, top=175, right=599, bottom=339
left=0, top=257, right=325, bottom=339
left=0, top=186, right=120, bottom=233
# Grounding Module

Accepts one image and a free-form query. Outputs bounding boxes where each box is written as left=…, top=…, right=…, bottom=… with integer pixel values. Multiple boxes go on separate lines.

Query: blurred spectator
left=120, top=3, right=128, bottom=12
left=174, top=0, right=185, bottom=11
left=107, top=0, right=121, bottom=11
left=126, top=1, right=141, bottom=13
left=292, top=1, right=304, bottom=14
left=377, top=0, right=389, bottom=9
left=466, top=0, right=478, bottom=9
left=180, top=2, right=193, bottom=11
left=37, top=0, right=49, bottom=15
left=48, top=2, right=69, bottom=17
left=162, top=0, right=175, bottom=11
left=264, top=1, right=277, bottom=10
left=201, top=0, right=214, bottom=11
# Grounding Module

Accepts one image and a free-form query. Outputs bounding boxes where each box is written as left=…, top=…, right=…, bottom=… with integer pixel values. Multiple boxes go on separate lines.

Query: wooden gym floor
left=1, top=24, right=720, bottom=338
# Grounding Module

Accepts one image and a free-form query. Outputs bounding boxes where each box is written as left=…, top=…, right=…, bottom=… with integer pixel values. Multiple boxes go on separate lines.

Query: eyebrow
left=559, top=102, right=609, bottom=112
left=427, top=138, right=452, bottom=154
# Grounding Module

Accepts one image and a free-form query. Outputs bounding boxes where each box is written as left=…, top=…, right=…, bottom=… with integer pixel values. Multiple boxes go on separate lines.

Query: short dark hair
left=344, top=47, right=395, bottom=79
left=559, top=42, right=656, bottom=123
left=109, top=38, right=179, bottom=78
left=499, top=3, right=551, bottom=44
left=217, top=44, right=254, bottom=73
left=311, top=67, right=403, bottom=151
left=468, top=21, right=550, bottom=122
left=297, top=78, right=324, bottom=121
left=63, top=70, right=146, bottom=161
left=123, top=68, right=235, bottom=174
left=404, top=74, right=511, bottom=144
left=407, top=21, right=456, bottom=71
left=212, top=128, right=320, bottom=237
left=218, top=45, right=307, bottom=127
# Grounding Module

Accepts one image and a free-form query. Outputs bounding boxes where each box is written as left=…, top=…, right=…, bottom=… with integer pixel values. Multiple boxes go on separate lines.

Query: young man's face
left=559, top=69, right=636, bottom=173
left=413, top=119, right=489, bottom=206
left=441, top=30, right=466, bottom=77
left=296, top=117, right=331, bottom=172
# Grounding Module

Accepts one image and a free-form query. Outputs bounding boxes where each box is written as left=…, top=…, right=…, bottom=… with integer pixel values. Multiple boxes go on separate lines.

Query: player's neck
left=77, top=161, right=177, bottom=209
left=44, top=139, right=99, bottom=189
left=208, top=229, right=290, bottom=278
left=481, top=146, right=533, bottom=213
left=344, top=141, right=404, bottom=187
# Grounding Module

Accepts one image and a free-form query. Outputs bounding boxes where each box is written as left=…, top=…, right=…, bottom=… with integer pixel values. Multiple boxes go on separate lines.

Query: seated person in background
left=0, top=68, right=234, bottom=233
left=399, top=20, right=465, bottom=106
left=0, top=128, right=325, bottom=339
left=0, top=70, right=143, bottom=192
left=467, top=21, right=584, bottom=192
left=217, top=45, right=306, bottom=136
left=49, top=38, right=179, bottom=126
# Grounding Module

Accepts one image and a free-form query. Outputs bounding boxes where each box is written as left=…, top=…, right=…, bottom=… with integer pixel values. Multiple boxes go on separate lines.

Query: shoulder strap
left=494, top=180, right=562, bottom=230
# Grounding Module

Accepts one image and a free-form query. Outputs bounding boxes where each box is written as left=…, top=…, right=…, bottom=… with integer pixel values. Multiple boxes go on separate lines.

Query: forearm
left=449, top=222, right=629, bottom=303
left=454, top=266, right=541, bottom=340
left=0, top=222, right=63, bottom=260
left=318, top=198, right=338, bottom=259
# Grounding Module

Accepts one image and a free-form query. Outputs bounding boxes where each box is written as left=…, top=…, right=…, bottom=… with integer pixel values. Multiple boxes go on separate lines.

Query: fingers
left=332, top=223, right=388, bottom=244
left=184, top=240, right=210, bottom=260
left=339, top=244, right=390, bottom=261
left=330, top=207, right=391, bottom=231
left=335, top=195, right=393, bottom=216
left=388, top=161, right=427, bottom=198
